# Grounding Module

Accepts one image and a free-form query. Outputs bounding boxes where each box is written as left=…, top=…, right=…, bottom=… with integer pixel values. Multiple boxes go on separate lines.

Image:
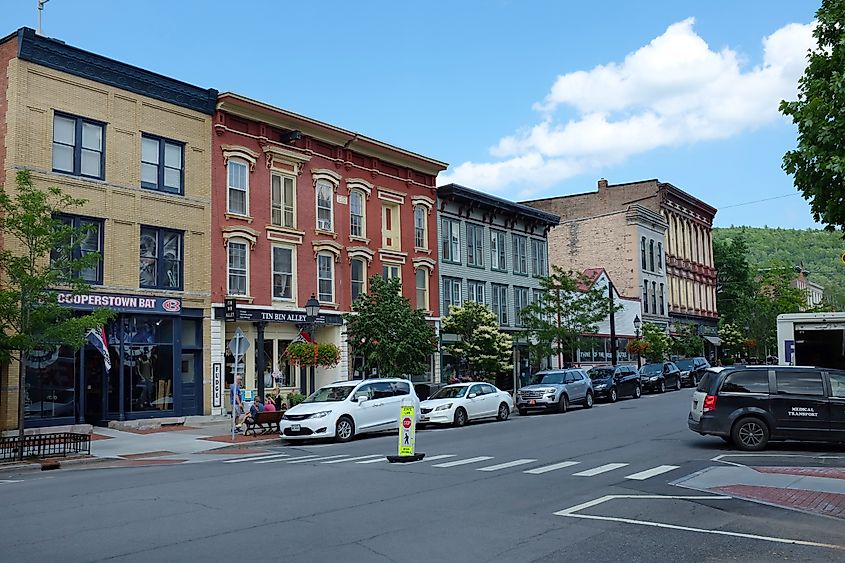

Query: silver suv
left=516, top=369, right=594, bottom=415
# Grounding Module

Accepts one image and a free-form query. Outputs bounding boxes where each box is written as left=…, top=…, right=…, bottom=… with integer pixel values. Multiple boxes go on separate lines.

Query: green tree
left=522, top=266, right=619, bottom=367
left=441, top=300, right=512, bottom=379
left=641, top=323, right=671, bottom=363
left=780, top=0, right=845, bottom=231
left=713, top=232, right=756, bottom=325
left=344, top=275, right=436, bottom=378
left=671, top=323, right=704, bottom=358
left=0, top=170, right=114, bottom=451
left=718, top=322, right=745, bottom=360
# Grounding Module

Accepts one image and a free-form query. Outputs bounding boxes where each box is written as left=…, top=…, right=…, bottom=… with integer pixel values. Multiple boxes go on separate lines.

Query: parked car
left=639, top=362, right=682, bottom=393
left=419, top=382, right=513, bottom=427
left=589, top=365, right=641, bottom=402
left=279, top=378, right=419, bottom=443
left=689, top=365, right=845, bottom=451
left=675, top=357, right=710, bottom=387
left=515, top=368, right=593, bottom=415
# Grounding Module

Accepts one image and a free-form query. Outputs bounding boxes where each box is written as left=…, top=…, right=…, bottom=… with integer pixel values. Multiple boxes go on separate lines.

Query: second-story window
left=272, top=246, right=293, bottom=300
left=414, top=206, right=427, bottom=249
left=141, top=134, right=183, bottom=194
left=139, top=226, right=183, bottom=290
left=491, top=230, right=507, bottom=271
left=642, top=284, right=649, bottom=314
left=441, top=218, right=460, bottom=263
left=351, top=258, right=366, bottom=302
left=467, top=224, right=484, bottom=267
left=227, top=159, right=248, bottom=216
left=52, top=113, right=105, bottom=180
left=442, top=277, right=462, bottom=314
left=649, top=239, right=655, bottom=272
left=531, top=239, right=547, bottom=276
left=316, top=180, right=334, bottom=231
left=651, top=281, right=657, bottom=314
left=514, top=286, right=529, bottom=326
left=513, top=235, right=528, bottom=275
left=350, top=190, right=365, bottom=238
left=657, top=242, right=663, bottom=272
left=492, top=284, right=509, bottom=325
left=317, top=252, right=334, bottom=303
left=467, top=280, right=485, bottom=304
left=641, top=236, right=647, bottom=270
left=271, top=173, right=295, bottom=228
left=51, top=215, right=104, bottom=285
left=382, top=204, right=400, bottom=250
left=415, top=269, right=429, bottom=311
left=227, top=241, right=248, bottom=296
left=659, top=283, right=665, bottom=315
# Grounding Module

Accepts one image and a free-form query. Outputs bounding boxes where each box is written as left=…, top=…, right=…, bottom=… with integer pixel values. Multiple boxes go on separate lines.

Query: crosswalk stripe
left=322, top=454, right=382, bottom=464
left=288, top=454, right=349, bottom=464
left=478, top=459, right=537, bottom=472
left=224, top=453, right=290, bottom=464
left=256, top=454, right=318, bottom=465
left=0, top=479, right=23, bottom=484
left=419, top=454, right=456, bottom=462
left=624, top=465, right=680, bottom=480
left=356, top=456, right=387, bottom=464
left=524, top=461, right=580, bottom=475
left=432, top=456, right=494, bottom=468
left=572, top=463, right=629, bottom=477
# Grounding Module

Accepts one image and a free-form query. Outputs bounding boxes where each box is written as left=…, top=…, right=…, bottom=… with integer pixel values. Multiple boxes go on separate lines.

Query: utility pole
left=37, top=0, right=50, bottom=36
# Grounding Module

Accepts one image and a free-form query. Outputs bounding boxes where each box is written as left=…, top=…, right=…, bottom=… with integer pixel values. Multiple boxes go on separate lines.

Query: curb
left=0, top=454, right=112, bottom=475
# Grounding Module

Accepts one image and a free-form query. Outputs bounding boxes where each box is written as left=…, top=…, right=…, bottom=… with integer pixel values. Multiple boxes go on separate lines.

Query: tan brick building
left=0, top=28, right=217, bottom=430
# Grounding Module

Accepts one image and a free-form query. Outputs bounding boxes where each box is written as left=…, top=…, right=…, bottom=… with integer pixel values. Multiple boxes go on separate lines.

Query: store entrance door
left=83, top=346, right=106, bottom=425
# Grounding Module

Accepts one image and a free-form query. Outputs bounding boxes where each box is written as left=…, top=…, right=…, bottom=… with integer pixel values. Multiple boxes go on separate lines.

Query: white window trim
left=271, top=244, right=296, bottom=302
left=315, top=179, right=335, bottom=232
left=271, top=171, right=297, bottom=229
left=349, top=189, right=367, bottom=240
left=415, top=267, right=429, bottom=312
left=351, top=257, right=368, bottom=302
left=414, top=205, right=427, bottom=250
left=316, top=251, right=335, bottom=304
left=227, top=157, right=250, bottom=217
left=227, top=238, right=250, bottom=297
left=382, top=203, right=401, bottom=251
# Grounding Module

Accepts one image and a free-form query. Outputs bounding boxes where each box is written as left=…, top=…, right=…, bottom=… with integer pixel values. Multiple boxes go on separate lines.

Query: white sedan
left=419, top=382, right=514, bottom=427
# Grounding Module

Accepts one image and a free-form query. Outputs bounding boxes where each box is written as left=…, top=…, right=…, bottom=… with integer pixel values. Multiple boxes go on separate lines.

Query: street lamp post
left=633, top=314, right=642, bottom=369
left=302, top=294, right=320, bottom=396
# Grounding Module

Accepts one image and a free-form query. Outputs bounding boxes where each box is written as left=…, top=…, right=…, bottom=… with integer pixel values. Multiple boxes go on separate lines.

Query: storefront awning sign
left=56, top=291, right=182, bottom=315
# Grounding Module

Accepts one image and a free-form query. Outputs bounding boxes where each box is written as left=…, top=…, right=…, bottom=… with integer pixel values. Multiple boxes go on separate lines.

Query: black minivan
left=688, top=365, right=845, bottom=450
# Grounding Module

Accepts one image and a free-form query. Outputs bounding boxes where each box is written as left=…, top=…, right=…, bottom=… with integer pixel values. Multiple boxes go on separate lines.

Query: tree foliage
left=441, top=300, right=512, bottom=378
left=713, top=233, right=756, bottom=325
left=344, top=275, right=436, bottom=378
left=780, top=0, right=845, bottom=232
left=641, top=322, right=671, bottom=363
left=672, top=323, right=704, bottom=358
left=522, top=266, right=619, bottom=367
left=718, top=322, right=745, bottom=359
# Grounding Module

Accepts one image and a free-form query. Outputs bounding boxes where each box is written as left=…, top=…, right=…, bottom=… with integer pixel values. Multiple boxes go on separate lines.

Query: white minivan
left=279, top=378, right=419, bottom=443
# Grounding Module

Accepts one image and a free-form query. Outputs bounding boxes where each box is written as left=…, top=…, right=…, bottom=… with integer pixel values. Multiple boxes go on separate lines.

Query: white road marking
left=572, top=463, right=629, bottom=477
left=432, top=456, right=494, bottom=468
left=287, top=454, right=348, bottom=464
left=356, top=457, right=388, bottom=464
left=478, top=459, right=537, bottom=472
left=624, top=465, right=680, bottom=481
left=417, top=454, right=456, bottom=463
left=223, top=453, right=290, bottom=464
left=0, top=479, right=23, bottom=484
left=554, top=495, right=844, bottom=551
left=256, top=454, right=319, bottom=464
left=321, top=454, right=382, bottom=464
left=524, top=461, right=580, bottom=475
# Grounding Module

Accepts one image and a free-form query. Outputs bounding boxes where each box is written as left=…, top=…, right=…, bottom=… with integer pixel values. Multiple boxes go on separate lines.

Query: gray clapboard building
left=437, top=184, right=559, bottom=386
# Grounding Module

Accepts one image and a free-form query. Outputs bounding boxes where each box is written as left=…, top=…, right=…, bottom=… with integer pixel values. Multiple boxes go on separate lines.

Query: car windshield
left=430, top=386, right=468, bottom=399
left=532, top=372, right=565, bottom=385
left=589, top=367, right=615, bottom=380
left=675, top=359, right=694, bottom=370
left=640, top=364, right=662, bottom=375
left=302, top=385, right=356, bottom=403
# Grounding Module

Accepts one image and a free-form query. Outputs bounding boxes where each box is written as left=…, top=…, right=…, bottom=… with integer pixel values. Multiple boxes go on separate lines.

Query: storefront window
left=120, top=317, right=174, bottom=412
left=25, top=346, right=77, bottom=420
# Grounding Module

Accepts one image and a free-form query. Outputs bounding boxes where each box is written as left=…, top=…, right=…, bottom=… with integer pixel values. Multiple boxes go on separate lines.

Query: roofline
left=438, top=183, right=560, bottom=225
left=217, top=92, right=448, bottom=175
left=657, top=181, right=717, bottom=216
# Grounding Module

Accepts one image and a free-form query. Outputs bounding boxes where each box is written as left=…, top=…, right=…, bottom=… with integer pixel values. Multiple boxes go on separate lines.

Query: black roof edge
left=11, top=27, right=217, bottom=115
left=438, top=183, right=560, bottom=225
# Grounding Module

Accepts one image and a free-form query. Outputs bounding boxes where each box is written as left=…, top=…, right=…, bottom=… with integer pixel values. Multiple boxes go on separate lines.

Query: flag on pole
left=86, top=326, right=111, bottom=372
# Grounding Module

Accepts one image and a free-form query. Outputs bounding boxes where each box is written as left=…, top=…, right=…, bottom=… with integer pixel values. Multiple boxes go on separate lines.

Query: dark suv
left=675, top=357, right=710, bottom=387
left=639, top=362, right=682, bottom=393
left=588, top=365, right=641, bottom=402
left=688, top=365, right=845, bottom=450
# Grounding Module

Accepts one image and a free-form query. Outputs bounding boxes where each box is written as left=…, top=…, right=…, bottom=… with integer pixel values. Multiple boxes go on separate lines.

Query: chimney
left=598, top=178, right=608, bottom=191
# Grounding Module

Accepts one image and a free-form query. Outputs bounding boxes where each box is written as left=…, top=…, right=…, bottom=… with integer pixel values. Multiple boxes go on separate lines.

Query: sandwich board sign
left=387, top=400, right=424, bottom=463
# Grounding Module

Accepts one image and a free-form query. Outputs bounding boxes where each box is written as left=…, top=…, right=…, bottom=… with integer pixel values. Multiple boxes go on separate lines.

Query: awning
left=703, top=336, right=722, bottom=346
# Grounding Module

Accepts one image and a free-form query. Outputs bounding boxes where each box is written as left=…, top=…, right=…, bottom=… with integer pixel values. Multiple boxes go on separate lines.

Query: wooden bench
left=244, top=411, right=284, bottom=436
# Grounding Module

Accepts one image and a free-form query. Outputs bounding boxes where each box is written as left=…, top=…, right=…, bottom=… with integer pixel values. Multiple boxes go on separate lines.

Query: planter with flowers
left=284, top=341, right=341, bottom=368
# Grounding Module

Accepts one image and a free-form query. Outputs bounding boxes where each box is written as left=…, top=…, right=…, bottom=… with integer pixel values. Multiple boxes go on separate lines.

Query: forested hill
left=712, top=227, right=845, bottom=308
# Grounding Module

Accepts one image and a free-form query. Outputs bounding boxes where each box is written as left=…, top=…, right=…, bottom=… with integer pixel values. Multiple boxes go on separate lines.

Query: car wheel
left=608, top=387, right=618, bottom=403
left=496, top=403, right=510, bottom=421
left=633, top=384, right=641, bottom=399
left=658, top=379, right=666, bottom=393
left=335, top=416, right=355, bottom=443
left=583, top=391, right=593, bottom=409
left=731, top=417, right=769, bottom=451
left=453, top=407, right=468, bottom=427
left=558, top=394, right=569, bottom=413
left=691, top=374, right=698, bottom=387
left=518, top=407, right=528, bottom=416
left=675, top=377, right=682, bottom=391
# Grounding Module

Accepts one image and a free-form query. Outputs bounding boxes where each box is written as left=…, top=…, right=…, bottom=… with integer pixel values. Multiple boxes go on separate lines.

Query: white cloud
left=439, top=18, right=815, bottom=194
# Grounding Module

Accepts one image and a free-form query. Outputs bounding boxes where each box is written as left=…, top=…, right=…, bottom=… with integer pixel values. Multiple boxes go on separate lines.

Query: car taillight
left=703, top=395, right=717, bottom=412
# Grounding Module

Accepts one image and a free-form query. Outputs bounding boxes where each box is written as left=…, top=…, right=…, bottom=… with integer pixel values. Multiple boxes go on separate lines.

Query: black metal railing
left=0, top=432, right=91, bottom=461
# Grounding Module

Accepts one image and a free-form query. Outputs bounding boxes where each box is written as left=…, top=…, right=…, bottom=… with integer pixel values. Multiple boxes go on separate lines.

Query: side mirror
left=355, top=393, right=369, bottom=403
left=468, top=393, right=477, bottom=399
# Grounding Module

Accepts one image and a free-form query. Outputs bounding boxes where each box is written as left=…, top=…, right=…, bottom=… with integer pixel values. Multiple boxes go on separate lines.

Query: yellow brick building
left=0, top=28, right=217, bottom=430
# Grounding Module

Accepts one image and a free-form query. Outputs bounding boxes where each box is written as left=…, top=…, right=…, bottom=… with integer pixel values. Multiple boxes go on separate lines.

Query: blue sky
left=2, top=0, right=822, bottom=228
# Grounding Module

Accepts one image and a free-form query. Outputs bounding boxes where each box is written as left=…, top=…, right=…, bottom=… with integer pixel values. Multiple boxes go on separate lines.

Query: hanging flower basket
left=285, top=342, right=318, bottom=367
left=316, top=342, right=341, bottom=368
left=626, top=340, right=649, bottom=355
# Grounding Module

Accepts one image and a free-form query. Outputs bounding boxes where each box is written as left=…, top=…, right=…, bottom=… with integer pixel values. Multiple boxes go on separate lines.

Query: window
left=513, top=235, right=528, bottom=275
left=272, top=246, right=293, bottom=300
left=659, top=283, right=665, bottom=315
left=721, top=371, right=769, bottom=394
left=657, top=242, right=663, bottom=272
left=467, top=280, right=485, bottom=304
left=829, top=371, right=845, bottom=398
left=775, top=370, right=824, bottom=396
left=351, top=258, right=366, bottom=302
left=642, top=284, right=649, bottom=314
left=51, top=215, right=104, bottom=284
left=443, top=277, right=462, bottom=314
left=441, top=218, right=460, bottom=263
left=316, top=180, right=333, bottom=231
left=271, top=173, right=296, bottom=228
left=227, top=159, right=248, bottom=215
left=141, top=134, right=183, bottom=194
left=414, top=206, right=427, bottom=249
left=491, top=230, right=507, bottom=271
left=226, top=240, right=248, bottom=296
left=514, top=286, right=529, bottom=326
left=651, top=281, right=657, bottom=315
left=531, top=239, right=547, bottom=276
left=382, top=204, right=400, bottom=249
left=350, top=190, right=365, bottom=238
left=492, top=284, right=509, bottom=325
left=52, top=113, right=105, bottom=180
left=641, top=236, right=647, bottom=270
left=415, top=269, right=429, bottom=311
left=382, top=264, right=401, bottom=280
left=139, top=227, right=182, bottom=290
left=466, top=224, right=484, bottom=267
left=317, top=253, right=334, bottom=303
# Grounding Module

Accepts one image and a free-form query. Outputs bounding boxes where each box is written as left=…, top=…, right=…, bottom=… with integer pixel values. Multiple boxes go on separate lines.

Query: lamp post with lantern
left=633, top=314, right=642, bottom=369
left=300, top=294, right=320, bottom=395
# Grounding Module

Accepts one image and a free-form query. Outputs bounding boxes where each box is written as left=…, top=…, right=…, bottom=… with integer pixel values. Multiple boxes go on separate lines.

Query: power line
left=719, top=193, right=801, bottom=210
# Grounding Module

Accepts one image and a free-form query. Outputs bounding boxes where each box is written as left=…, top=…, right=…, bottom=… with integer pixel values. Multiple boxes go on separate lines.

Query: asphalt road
left=2, top=387, right=844, bottom=562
